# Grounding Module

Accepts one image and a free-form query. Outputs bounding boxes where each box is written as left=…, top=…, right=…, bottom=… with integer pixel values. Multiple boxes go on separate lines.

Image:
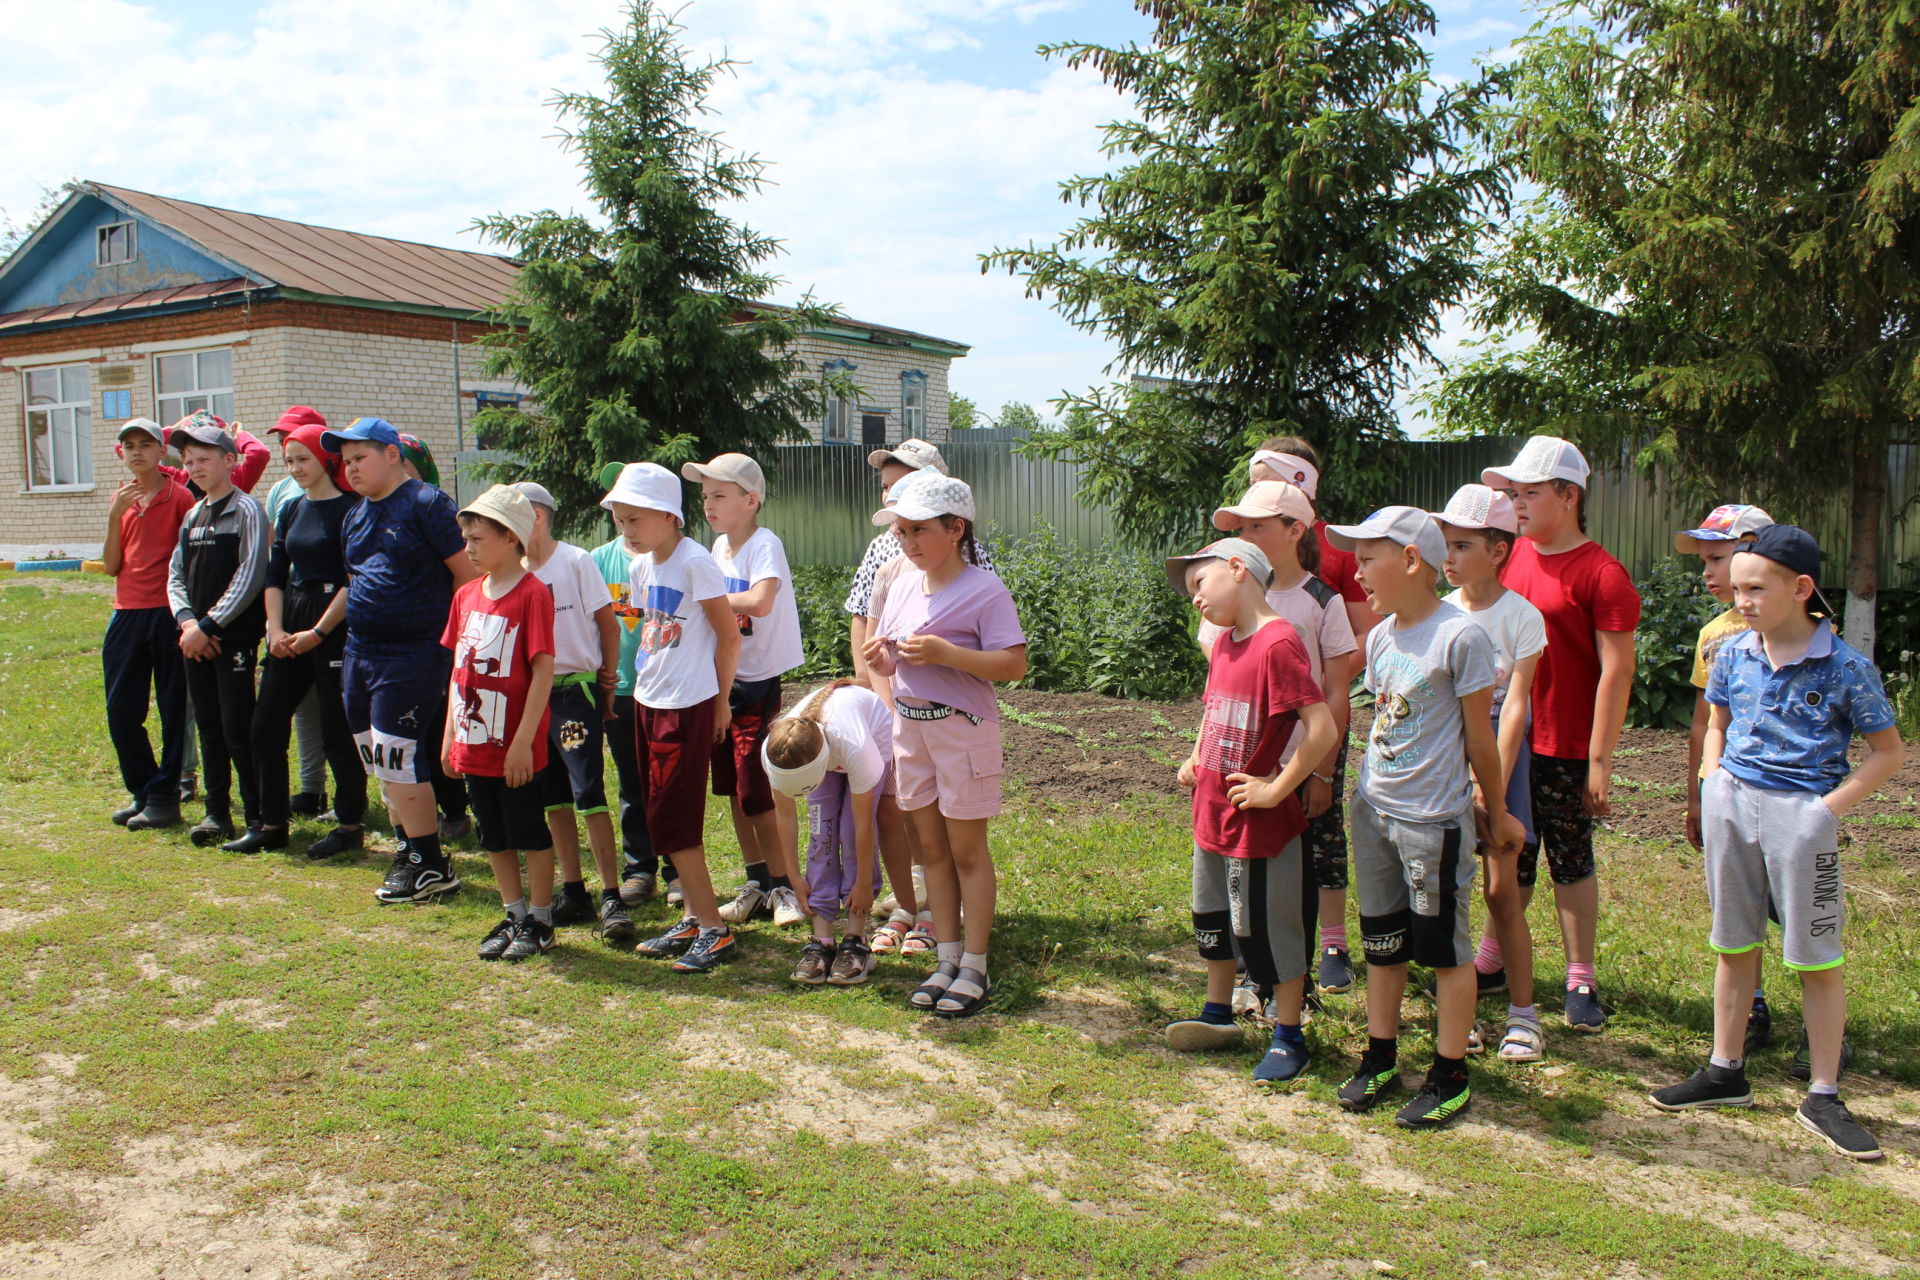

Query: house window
left=900, top=370, right=927, bottom=437
left=823, top=359, right=857, bottom=444
left=96, top=221, right=136, bottom=266
left=23, top=364, right=93, bottom=490
left=154, top=348, right=235, bottom=425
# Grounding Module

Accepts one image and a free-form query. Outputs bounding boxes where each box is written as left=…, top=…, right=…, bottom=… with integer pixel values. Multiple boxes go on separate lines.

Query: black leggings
left=185, top=640, right=260, bottom=826
left=251, top=591, right=366, bottom=828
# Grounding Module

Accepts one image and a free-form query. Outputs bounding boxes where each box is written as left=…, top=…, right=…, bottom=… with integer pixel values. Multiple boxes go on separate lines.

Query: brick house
left=0, top=182, right=968, bottom=557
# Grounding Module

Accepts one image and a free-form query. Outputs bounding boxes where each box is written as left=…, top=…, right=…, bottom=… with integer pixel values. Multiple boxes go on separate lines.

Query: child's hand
left=108, top=481, right=141, bottom=520
left=847, top=886, right=873, bottom=923
left=1301, top=775, right=1332, bottom=819
left=267, top=624, right=292, bottom=659
left=860, top=635, right=893, bottom=673
left=895, top=633, right=954, bottom=667
left=1177, top=757, right=1198, bottom=790
left=440, top=750, right=461, bottom=781
left=1584, top=760, right=1613, bottom=817
left=1684, top=796, right=1702, bottom=850
left=1487, top=809, right=1525, bottom=858
left=504, top=742, right=533, bottom=788
left=714, top=699, right=732, bottom=743
left=1225, top=772, right=1281, bottom=810
left=179, top=622, right=216, bottom=661
left=597, top=664, right=619, bottom=693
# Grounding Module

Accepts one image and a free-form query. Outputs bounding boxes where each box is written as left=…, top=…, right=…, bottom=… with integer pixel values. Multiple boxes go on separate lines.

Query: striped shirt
left=167, top=488, right=269, bottom=643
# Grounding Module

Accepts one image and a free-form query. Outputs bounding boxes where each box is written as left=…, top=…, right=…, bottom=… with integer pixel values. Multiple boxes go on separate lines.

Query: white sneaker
left=717, top=883, right=767, bottom=924
left=770, top=885, right=806, bottom=927
left=664, top=878, right=684, bottom=908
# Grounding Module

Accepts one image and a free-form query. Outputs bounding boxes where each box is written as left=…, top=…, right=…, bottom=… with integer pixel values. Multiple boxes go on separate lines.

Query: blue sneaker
left=1564, top=984, right=1607, bottom=1033
left=1252, top=1033, right=1311, bottom=1090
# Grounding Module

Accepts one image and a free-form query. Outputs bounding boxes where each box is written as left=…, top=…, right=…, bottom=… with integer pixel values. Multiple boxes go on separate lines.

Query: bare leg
left=1433, top=965, right=1475, bottom=1059
left=1484, top=852, right=1535, bottom=1009
left=1205, top=957, right=1236, bottom=1006
left=943, top=815, right=996, bottom=955
left=488, top=851, right=524, bottom=906
left=1270, top=975, right=1306, bottom=1026
left=548, top=807, right=585, bottom=884
left=525, top=848, right=555, bottom=909
left=1368, top=962, right=1409, bottom=1042
left=383, top=780, right=437, bottom=840
left=1800, top=966, right=1847, bottom=1086
left=670, top=845, right=723, bottom=928
left=1555, top=875, right=1599, bottom=967
left=582, top=811, right=620, bottom=891
left=877, top=796, right=917, bottom=915
left=907, top=805, right=960, bottom=942
left=1712, top=950, right=1765, bottom=1062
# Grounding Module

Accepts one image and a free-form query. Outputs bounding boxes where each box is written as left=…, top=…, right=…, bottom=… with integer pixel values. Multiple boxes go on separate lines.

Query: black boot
left=288, top=791, right=326, bottom=817
left=125, top=803, right=182, bottom=831
left=111, top=800, right=142, bottom=826
left=189, top=813, right=235, bottom=847
left=306, top=827, right=365, bottom=859
left=222, top=826, right=290, bottom=854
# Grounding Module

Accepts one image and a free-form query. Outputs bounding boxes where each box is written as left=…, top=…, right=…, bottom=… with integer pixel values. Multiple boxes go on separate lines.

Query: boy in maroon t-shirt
left=1164, top=537, right=1337, bottom=1090
left=102, top=419, right=198, bottom=830
left=440, top=486, right=558, bottom=962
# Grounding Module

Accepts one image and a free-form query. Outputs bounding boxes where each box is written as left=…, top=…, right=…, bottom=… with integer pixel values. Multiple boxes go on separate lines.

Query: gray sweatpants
left=1702, top=770, right=1844, bottom=971
left=1191, top=840, right=1307, bottom=988
left=294, top=686, right=326, bottom=795
left=1352, top=796, right=1475, bottom=970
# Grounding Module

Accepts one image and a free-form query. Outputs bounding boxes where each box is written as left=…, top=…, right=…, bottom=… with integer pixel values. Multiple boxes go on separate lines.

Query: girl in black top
left=233, top=427, right=368, bottom=856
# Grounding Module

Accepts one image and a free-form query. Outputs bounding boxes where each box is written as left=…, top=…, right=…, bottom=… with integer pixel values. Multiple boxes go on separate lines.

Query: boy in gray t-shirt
left=1324, top=507, right=1522, bottom=1131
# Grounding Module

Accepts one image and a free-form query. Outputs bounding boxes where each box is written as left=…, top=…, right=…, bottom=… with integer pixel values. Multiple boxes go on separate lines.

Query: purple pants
left=806, top=770, right=886, bottom=919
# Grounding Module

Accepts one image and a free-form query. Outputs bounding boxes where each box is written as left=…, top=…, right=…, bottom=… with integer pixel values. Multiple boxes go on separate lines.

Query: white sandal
left=1498, top=1015, right=1545, bottom=1063
left=1466, top=1022, right=1487, bottom=1056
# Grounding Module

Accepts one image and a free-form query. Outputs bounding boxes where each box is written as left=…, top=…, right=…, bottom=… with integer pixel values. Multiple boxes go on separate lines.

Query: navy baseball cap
left=321, top=416, right=402, bottom=453
left=1741, top=525, right=1834, bottom=616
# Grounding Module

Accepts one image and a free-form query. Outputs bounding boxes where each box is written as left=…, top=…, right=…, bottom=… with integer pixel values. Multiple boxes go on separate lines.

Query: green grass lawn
left=4, top=572, right=1920, bottom=1279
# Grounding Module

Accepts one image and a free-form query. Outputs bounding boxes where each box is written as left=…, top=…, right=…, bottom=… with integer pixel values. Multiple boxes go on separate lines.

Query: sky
left=0, top=0, right=1532, bottom=430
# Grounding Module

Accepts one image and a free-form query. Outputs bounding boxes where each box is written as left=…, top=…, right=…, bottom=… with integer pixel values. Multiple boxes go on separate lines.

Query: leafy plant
left=1631, top=557, right=1718, bottom=730
left=791, top=564, right=854, bottom=678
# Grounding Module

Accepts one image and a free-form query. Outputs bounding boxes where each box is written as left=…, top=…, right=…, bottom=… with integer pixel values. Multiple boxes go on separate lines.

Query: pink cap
left=1430, top=484, right=1518, bottom=534
left=1212, top=480, right=1315, bottom=531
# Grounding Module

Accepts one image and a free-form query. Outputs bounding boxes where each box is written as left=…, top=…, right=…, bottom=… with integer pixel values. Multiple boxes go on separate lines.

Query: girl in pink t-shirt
left=862, top=472, right=1027, bottom=1018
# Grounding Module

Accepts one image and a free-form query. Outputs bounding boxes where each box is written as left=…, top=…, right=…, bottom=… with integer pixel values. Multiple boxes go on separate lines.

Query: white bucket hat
left=599, top=462, right=683, bottom=523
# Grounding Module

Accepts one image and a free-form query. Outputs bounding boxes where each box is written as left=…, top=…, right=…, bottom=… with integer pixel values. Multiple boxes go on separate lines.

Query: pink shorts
left=890, top=705, right=1004, bottom=820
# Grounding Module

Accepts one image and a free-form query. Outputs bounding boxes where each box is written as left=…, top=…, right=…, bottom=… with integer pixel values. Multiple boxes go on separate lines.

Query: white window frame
left=153, top=347, right=235, bottom=427
left=96, top=221, right=136, bottom=266
left=22, top=364, right=94, bottom=492
left=900, top=370, right=926, bottom=437
left=822, top=359, right=857, bottom=444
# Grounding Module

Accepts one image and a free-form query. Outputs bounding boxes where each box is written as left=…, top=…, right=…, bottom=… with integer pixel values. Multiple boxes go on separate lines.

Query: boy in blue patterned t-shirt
left=1648, top=527, right=1904, bottom=1161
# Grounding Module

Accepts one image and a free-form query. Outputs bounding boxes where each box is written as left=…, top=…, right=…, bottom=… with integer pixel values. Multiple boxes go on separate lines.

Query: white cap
left=1165, top=537, right=1274, bottom=594
left=760, top=728, right=831, bottom=796
left=599, top=461, right=683, bottom=523
left=1213, top=480, right=1315, bottom=531
left=1325, top=505, right=1448, bottom=571
left=871, top=470, right=975, bottom=525
left=1249, top=449, right=1320, bottom=499
left=1430, top=484, right=1518, bottom=534
left=868, top=438, right=948, bottom=475
left=1482, top=435, right=1590, bottom=489
left=459, top=484, right=536, bottom=549
left=512, top=481, right=557, bottom=511
left=680, top=452, right=767, bottom=502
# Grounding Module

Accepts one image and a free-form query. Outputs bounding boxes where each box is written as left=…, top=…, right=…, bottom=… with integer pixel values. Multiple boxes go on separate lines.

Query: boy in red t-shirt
left=1165, top=538, right=1337, bottom=1090
left=1483, top=437, right=1642, bottom=1033
left=440, top=486, right=558, bottom=963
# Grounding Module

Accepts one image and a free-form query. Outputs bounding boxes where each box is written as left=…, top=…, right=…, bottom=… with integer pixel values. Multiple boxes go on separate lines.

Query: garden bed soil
left=997, top=690, right=1920, bottom=857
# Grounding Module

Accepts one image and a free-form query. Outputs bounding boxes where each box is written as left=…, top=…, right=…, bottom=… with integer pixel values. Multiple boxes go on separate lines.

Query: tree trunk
left=1845, top=429, right=1884, bottom=660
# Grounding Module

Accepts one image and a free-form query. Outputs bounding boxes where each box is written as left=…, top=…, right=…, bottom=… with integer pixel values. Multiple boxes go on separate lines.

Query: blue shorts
left=541, top=681, right=609, bottom=814
left=343, top=641, right=448, bottom=786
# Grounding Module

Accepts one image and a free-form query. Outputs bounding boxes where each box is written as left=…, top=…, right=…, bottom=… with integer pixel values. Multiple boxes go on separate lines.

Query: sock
left=1710, top=1054, right=1743, bottom=1071
left=1809, top=1082, right=1840, bottom=1098
left=1368, top=1035, right=1398, bottom=1066
left=915, top=910, right=934, bottom=926
left=1273, top=1022, right=1306, bottom=1048
left=602, top=887, right=623, bottom=904
left=661, top=856, right=678, bottom=882
left=936, top=941, right=964, bottom=966
left=1320, top=924, right=1348, bottom=951
left=1474, top=933, right=1504, bottom=975
left=1508, top=1003, right=1538, bottom=1024
left=770, top=873, right=792, bottom=891
left=503, top=899, right=527, bottom=922
left=1431, top=1052, right=1468, bottom=1085
left=410, top=831, right=443, bottom=866
left=1754, top=988, right=1767, bottom=1004
left=564, top=879, right=588, bottom=901
left=746, top=862, right=772, bottom=890
left=960, top=950, right=988, bottom=976
left=1200, top=1001, right=1234, bottom=1026
left=812, top=915, right=836, bottom=944
left=1566, top=960, right=1595, bottom=991
left=530, top=902, right=553, bottom=926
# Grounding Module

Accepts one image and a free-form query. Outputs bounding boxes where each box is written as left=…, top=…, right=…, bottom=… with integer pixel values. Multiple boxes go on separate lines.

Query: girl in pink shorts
left=861, top=471, right=1027, bottom=1017
left=762, top=679, right=916, bottom=986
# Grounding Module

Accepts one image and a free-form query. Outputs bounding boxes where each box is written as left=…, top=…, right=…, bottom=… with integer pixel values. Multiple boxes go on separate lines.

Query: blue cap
left=1741, top=525, right=1834, bottom=617
left=320, top=416, right=402, bottom=453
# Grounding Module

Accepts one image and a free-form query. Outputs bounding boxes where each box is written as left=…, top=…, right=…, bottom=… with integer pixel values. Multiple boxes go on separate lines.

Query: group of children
left=96, top=410, right=1901, bottom=1156
left=1161, top=433, right=1902, bottom=1158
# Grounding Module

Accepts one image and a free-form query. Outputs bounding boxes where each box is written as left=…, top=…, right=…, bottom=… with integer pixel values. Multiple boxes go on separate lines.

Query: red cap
left=281, top=422, right=347, bottom=489
left=272, top=405, right=327, bottom=434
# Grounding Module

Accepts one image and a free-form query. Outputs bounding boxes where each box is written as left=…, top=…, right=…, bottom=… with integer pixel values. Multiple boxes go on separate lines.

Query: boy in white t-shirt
left=514, top=482, right=631, bottom=945
left=603, top=463, right=743, bottom=974
left=1433, top=484, right=1549, bottom=1062
left=681, top=454, right=809, bottom=931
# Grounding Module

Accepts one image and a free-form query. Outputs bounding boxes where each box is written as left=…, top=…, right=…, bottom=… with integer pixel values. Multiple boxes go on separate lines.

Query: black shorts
left=468, top=773, right=552, bottom=854
left=540, top=681, right=609, bottom=814
left=1524, top=753, right=1598, bottom=886
left=711, top=675, right=780, bottom=816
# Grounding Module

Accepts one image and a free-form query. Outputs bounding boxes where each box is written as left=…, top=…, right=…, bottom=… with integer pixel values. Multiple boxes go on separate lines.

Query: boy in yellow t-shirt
left=1674, top=503, right=1773, bottom=1042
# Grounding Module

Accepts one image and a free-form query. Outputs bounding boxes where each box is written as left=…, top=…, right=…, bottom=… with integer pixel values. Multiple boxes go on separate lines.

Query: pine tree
left=983, top=0, right=1506, bottom=544
left=471, top=0, right=834, bottom=533
left=1436, top=0, right=1920, bottom=654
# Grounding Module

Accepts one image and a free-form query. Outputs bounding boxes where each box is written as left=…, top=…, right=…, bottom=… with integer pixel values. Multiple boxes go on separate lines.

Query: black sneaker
left=1648, top=1065, right=1753, bottom=1111
left=125, top=803, right=182, bottom=831
left=1396, top=1072, right=1472, bottom=1129
left=672, top=926, right=739, bottom=973
left=1476, top=967, right=1509, bottom=997
left=221, top=826, right=288, bottom=854
left=1316, top=947, right=1355, bottom=994
left=112, top=800, right=142, bottom=826
left=374, top=851, right=421, bottom=904
left=477, top=918, right=516, bottom=961
left=1337, top=1056, right=1402, bottom=1112
left=408, top=862, right=460, bottom=901
left=189, top=814, right=236, bottom=847
left=594, top=895, right=636, bottom=943
left=306, top=827, right=364, bottom=860
left=551, top=892, right=597, bottom=927
left=1788, top=1032, right=1855, bottom=1083
left=1797, top=1093, right=1883, bottom=1161
left=502, top=917, right=556, bottom=961
left=635, top=918, right=701, bottom=958
left=288, top=791, right=326, bottom=817
left=1564, top=984, right=1607, bottom=1033
left=1745, top=998, right=1775, bottom=1055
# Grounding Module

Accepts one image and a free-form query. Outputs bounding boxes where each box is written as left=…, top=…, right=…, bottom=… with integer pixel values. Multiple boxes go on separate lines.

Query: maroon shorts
left=710, top=675, right=780, bottom=817
left=637, top=696, right=716, bottom=856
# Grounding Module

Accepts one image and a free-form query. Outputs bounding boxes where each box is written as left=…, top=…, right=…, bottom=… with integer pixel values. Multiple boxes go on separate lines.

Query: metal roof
left=0, top=278, right=257, bottom=333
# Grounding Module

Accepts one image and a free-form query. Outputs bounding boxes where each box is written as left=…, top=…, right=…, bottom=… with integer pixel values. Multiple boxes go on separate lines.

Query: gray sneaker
left=618, top=870, right=657, bottom=906
left=595, top=896, right=636, bottom=943
left=1798, top=1093, right=1883, bottom=1160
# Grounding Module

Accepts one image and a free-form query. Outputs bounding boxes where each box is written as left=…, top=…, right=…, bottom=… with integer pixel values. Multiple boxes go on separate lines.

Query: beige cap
left=681, top=453, right=766, bottom=501
left=1212, top=480, right=1315, bottom=531
left=868, top=438, right=948, bottom=475
left=1165, top=537, right=1274, bottom=595
left=459, top=483, right=536, bottom=549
